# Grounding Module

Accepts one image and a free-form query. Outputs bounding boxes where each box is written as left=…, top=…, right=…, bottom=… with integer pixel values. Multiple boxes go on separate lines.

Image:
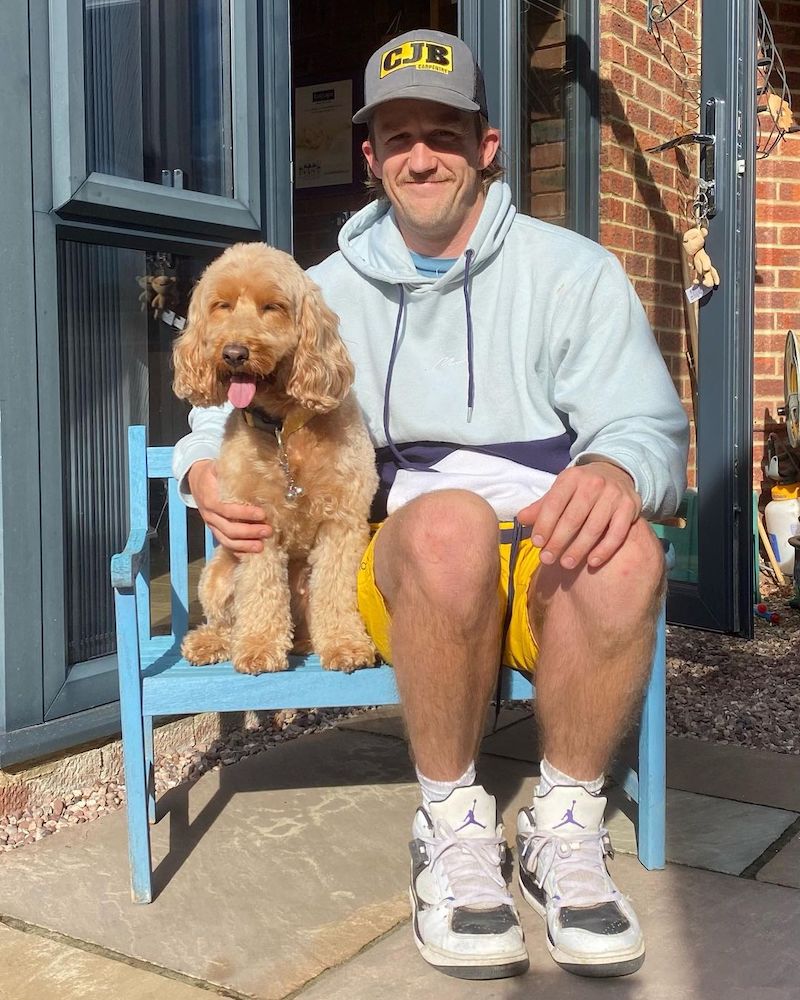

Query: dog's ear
left=172, top=281, right=224, bottom=406
left=286, top=280, right=354, bottom=411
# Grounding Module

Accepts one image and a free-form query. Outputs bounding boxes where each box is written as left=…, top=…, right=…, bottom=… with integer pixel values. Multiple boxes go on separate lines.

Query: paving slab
left=0, top=922, right=210, bottom=1000
left=480, top=712, right=540, bottom=762
left=295, top=856, right=800, bottom=1000
left=757, top=828, right=800, bottom=888
left=604, top=787, right=797, bottom=875
left=0, top=729, right=421, bottom=1000
left=0, top=729, right=539, bottom=1000
left=337, top=704, right=534, bottom=744
left=666, top=737, right=800, bottom=811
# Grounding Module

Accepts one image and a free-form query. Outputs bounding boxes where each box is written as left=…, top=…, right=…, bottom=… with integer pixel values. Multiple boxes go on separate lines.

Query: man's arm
left=519, top=252, right=689, bottom=569
left=173, top=404, right=271, bottom=554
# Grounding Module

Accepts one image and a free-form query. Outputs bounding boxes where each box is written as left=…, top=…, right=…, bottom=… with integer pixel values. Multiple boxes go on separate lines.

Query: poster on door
left=294, top=79, right=353, bottom=189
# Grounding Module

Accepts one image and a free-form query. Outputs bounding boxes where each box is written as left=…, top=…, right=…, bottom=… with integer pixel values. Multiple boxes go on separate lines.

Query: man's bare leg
left=516, top=518, right=665, bottom=978
left=529, top=518, right=666, bottom=777
left=373, top=489, right=503, bottom=779
left=377, top=490, right=529, bottom=980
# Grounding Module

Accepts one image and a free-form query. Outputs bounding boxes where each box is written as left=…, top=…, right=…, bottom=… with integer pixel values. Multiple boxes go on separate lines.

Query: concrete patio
left=0, top=707, right=798, bottom=1000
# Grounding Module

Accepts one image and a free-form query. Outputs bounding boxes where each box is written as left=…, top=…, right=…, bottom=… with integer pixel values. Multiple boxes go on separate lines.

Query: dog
left=172, top=242, right=378, bottom=674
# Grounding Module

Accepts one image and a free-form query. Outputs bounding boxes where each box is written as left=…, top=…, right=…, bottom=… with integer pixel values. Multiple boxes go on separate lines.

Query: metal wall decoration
left=755, top=2, right=798, bottom=158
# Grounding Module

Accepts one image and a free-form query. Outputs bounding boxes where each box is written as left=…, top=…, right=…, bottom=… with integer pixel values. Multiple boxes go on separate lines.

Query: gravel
left=666, top=594, right=799, bottom=755
left=1, top=592, right=797, bottom=852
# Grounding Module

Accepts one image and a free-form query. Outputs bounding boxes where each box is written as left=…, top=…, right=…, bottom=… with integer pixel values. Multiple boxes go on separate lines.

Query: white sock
left=416, top=761, right=477, bottom=808
left=537, top=757, right=604, bottom=797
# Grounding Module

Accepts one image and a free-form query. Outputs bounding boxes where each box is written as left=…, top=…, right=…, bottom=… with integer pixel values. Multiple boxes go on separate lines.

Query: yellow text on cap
left=380, top=41, right=454, bottom=77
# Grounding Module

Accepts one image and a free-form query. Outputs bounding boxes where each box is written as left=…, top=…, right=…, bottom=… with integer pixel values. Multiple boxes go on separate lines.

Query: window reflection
left=58, top=241, right=212, bottom=661
left=84, top=0, right=233, bottom=198
left=522, top=1, right=570, bottom=227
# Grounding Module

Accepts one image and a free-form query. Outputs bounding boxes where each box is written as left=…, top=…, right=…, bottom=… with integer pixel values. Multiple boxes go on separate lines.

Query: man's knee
left=619, top=519, right=666, bottom=603
left=375, top=490, right=499, bottom=604
left=530, top=518, right=665, bottom=637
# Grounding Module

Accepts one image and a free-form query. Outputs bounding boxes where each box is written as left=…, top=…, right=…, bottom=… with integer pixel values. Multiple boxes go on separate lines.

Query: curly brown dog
left=173, top=242, right=378, bottom=674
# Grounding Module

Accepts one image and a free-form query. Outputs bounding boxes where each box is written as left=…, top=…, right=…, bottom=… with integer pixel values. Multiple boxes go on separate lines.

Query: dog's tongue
left=228, top=373, right=257, bottom=408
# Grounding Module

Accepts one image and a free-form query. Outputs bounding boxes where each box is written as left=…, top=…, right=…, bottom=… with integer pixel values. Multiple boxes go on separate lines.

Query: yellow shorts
left=357, top=520, right=541, bottom=673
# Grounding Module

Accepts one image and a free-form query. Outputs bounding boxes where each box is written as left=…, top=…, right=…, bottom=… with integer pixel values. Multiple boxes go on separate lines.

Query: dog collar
left=241, top=406, right=316, bottom=501
left=242, top=406, right=315, bottom=436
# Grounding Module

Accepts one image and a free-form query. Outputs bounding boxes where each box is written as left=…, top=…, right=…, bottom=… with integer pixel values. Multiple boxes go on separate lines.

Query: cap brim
left=352, top=86, right=481, bottom=124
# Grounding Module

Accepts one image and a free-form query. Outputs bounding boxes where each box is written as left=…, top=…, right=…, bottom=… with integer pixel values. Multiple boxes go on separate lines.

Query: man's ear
left=478, top=127, right=501, bottom=170
left=362, top=138, right=382, bottom=179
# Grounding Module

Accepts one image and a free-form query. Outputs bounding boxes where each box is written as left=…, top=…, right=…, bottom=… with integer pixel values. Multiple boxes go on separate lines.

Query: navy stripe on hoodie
left=370, top=434, right=573, bottom=521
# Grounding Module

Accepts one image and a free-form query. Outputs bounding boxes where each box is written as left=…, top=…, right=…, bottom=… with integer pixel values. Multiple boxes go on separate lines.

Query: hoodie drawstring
left=383, top=284, right=413, bottom=469
left=382, top=250, right=477, bottom=466
left=463, top=248, right=476, bottom=423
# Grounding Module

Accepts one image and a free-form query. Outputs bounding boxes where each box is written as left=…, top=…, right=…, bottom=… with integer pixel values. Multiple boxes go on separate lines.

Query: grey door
left=665, top=0, right=757, bottom=634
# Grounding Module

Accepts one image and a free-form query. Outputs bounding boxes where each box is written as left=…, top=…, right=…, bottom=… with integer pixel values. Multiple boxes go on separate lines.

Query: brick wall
left=754, top=0, right=800, bottom=497
left=523, top=4, right=568, bottom=225
left=599, top=1, right=800, bottom=496
left=598, top=0, right=700, bottom=487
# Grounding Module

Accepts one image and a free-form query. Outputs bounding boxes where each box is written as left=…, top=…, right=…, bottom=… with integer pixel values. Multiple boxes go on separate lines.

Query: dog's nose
left=222, top=343, right=249, bottom=367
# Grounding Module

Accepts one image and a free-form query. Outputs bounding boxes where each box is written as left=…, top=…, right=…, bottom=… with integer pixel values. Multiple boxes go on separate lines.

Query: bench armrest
left=111, top=528, right=149, bottom=591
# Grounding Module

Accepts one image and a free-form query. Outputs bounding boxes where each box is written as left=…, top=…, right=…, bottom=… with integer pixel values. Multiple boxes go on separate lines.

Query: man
left=173, top=29, right=688, bottom=982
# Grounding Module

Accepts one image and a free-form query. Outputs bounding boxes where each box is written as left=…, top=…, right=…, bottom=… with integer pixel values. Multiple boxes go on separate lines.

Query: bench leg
left=144, top=715, right=156, bottom=825
left=115, top=593, right=154, bottom=903
left=636, top=610, right=666, bottom=870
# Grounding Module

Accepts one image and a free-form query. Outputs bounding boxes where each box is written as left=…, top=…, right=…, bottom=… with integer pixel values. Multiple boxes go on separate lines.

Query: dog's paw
left=182, top=626, right=230, bottom=665
left=319, top=636, right=377, bottom=673
left=231, top=637, right=290, bottom=674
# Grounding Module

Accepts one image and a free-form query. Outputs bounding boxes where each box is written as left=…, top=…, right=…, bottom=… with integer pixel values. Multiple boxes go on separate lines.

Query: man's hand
left=187, top=460, right=272, bottom=554
left=517, top=461, right=641, bottom=570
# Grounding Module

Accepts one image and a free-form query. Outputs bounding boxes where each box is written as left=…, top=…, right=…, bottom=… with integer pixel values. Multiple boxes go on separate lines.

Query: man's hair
left=363, top=113, right=505, bottom=199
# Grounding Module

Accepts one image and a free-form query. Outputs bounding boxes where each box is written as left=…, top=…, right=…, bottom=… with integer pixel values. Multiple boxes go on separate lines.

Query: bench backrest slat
left=205, top=525, right=216, bottom=562
left=146, top=447, right=175, bottom=479
left=168, top=477, right=190, bottom=641
left=134, top=440, right=194, bottom=648
left=129, top=426, right=152, bottom=647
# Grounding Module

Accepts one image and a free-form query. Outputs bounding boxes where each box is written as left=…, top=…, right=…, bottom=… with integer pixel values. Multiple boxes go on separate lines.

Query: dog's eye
left=213, top=301, right=231, bottom=311
left=261, top=303, right=280, bottom=313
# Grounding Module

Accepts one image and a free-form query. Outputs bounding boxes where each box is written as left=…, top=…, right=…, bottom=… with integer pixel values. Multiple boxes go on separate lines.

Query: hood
left=337, top=180, right=516, bottom=288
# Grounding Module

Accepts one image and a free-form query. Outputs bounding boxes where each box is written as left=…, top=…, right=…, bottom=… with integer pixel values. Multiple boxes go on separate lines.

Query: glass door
left=665, top=0, right=757, bottom=634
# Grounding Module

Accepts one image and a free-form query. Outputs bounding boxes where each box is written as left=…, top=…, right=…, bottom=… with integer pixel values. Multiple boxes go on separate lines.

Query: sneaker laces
left=520, top=827, right=618, bottom=910
left=421, top=819, right=514, bottom=910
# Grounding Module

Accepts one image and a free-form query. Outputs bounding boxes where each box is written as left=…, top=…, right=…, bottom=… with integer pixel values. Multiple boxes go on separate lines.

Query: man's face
left=362, top=100, right=500, bottom=249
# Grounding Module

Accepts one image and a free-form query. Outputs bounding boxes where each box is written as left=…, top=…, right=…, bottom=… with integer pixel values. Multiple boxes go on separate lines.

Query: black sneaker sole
left=555, top=954, right=645, bottom=978
left=435, top=959, right=531, bottom=980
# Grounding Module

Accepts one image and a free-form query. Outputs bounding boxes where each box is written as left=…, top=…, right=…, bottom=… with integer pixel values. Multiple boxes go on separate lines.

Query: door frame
left=667, top=0, right=756, bottom=635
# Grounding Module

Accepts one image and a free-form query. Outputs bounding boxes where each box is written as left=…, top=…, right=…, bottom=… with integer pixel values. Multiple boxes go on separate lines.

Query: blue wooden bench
left=111, top=425, right=668, bottom=903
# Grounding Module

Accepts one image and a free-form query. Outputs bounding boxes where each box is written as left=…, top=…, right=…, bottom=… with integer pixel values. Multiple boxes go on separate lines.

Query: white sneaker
left=409, top=785, right=529, bottom=979
left=517, top=785, right=645, bottom=977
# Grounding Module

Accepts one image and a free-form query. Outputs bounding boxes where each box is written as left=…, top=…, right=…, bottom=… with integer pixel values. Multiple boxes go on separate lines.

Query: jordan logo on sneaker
left=553, top=800, right=585, bottom=829
left=455, top=799, right=487, bottom=831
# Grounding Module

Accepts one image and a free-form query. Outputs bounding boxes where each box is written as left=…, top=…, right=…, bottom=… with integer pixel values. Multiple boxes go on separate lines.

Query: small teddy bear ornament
left=682, top=225, right=720, bottom=289
left=137, top=274, right=178, bottom=319
left=766, top=93, right=795, bottom=133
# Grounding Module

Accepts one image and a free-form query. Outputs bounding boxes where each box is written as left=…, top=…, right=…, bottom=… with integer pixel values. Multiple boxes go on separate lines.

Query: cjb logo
left=380, top=41, right=453, bottom=77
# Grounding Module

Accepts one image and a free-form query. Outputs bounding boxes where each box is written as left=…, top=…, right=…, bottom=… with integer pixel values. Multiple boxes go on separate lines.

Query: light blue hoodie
left=173, top=182, right=688, bottom=520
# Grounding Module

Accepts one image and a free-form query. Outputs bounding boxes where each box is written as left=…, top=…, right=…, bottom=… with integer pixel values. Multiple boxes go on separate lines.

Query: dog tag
left=275, top=426, right=304, bottom=502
